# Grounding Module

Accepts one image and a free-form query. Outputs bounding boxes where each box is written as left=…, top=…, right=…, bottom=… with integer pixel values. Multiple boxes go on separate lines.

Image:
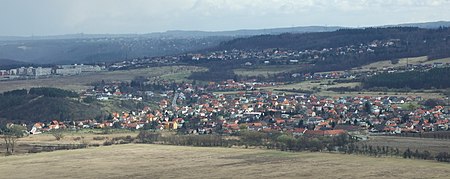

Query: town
left=24, top=77, right=449, bottom=139
left=2, top=39, right=449, bottom=139
left=0, top=64, right=105, bottom=80
left=3, top=1, right=450, bottom=178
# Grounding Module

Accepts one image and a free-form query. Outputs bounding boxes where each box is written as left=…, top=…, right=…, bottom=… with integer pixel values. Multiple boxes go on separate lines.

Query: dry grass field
left=360, top=136, right=450, bottom=155
left=421, top=57, right=450, bottom=65
left=259, top=79, right=444, bottom=98
left=0, top=66, right=206, bottom=93
left=352, top=56, right=428, bottom=71
left=234, top=65, right=303, bottom=77
left=0, top=130, right=139, bottom=155
left=316, top=91, right=445, bottom=99
left=262, top=80, right=360, bottom=91
left=18, top=130, right=139, bottom=145
left=351, top=56, right=450, bottom=72
left=215, top=84, right=443, bottom=99
left=1, top=144, right=450, bottom=179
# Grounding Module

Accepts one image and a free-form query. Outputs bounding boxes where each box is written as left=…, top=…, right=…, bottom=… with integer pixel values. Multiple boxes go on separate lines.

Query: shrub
left=51, top=129, right=65, bottom=141
left=93, top=136, right=106, bottom=140
left=103, top=140, right=114, bottom=146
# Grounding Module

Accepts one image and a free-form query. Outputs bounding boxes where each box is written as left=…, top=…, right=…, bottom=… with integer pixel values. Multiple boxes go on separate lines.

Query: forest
left=0, top=88, right=101, bottom=123
left=363, top=67, right=450, bottom=89
left=216, top=27, right=450, bottom=53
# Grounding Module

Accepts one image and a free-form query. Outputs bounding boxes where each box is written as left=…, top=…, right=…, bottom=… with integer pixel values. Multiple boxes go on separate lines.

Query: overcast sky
left=1, top=0, right=450, bottom=36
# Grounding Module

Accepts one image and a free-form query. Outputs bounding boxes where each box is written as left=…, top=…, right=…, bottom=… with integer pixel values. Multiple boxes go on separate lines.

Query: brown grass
left=0, top=130, right=139, bottom=155
left=360, top=136, right=450, bottom=155
left=0, top=144, right=449, bottom=179
left=262, top=80, right=360, bottom=91
left=352, top=56, right=450, bottom=72
left=259, top=79, right=443, bottom=98
left=234, top=65, right=303, bottom=77
left=352, top=56, right=428, bottom=72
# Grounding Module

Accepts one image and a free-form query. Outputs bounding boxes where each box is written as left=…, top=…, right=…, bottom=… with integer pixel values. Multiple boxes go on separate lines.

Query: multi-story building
left=17, top=67, right=28, bottom=75
left=8, top=69, right=16, bottom=75
left=33, top=67, right=52, bottom=76
left=0, top=70, right=8, bottom=76
left=76, top=64, right=103, bottom=72
left=55, top=67, right=82, bottom=76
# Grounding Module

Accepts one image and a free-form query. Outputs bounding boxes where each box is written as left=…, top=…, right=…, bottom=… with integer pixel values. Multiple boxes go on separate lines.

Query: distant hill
left=189, top=27, right=450, bottom=81
left=0, top=58, right=27, bottom=66
left=0, top=26, right=344, bottom=65
left=0, top=88, right=149, bottom=123
left=0, top=36, right=232, bottom=64
left=0, top=95, right=103, bottom=123
left=0, top=21, right=448, bottom=65
left=152, top=26, right=344, bottom=38
left=215, top=27, right=450, bottom=51
left=1, top=21, right=449, bottom=41
left=0, top=88, right=100, bottom=123
left=386, top=21, right=450, bottom=29
left=0, top=26, right=345, bottom=41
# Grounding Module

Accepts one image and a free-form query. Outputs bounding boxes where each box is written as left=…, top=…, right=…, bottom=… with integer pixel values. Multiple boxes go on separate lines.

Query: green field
left=1, top=144, right=449, bottom=179
left=234, top=65, right=303, bottom=77
left=0, top=66, right=206, bottom=93
left=352, top=56, right=450, bottom=72
left=258, top=79, right=444, bottom=98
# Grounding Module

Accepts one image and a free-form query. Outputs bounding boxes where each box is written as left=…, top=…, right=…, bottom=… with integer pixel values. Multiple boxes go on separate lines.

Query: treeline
left=351, top=143, right=450, bottom=163
left=363, top=67, right=450, bottom=89
left=388, top=131, right=450, bottom=140
left=129, top=77, right=170, bottom=91
left=0, top=96, right=103, bottom=122
left=137, top=130, right=353, bottom=152
left=347, top=144, right=438, bottom=161
left=2, top=87, right=79, bottom=98
left=29, top=87, right=79, bottom=98
left=136, top=130, right=450, bottom=163
left=217, top=27, right=450, bottom=53
left=273, top=88, right=315, bottom=94
left=187, top=60, right=240, bottom=82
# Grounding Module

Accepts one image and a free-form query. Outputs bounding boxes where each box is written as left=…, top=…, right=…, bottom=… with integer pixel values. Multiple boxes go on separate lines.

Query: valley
left=1, top=24, right=450, bottom=179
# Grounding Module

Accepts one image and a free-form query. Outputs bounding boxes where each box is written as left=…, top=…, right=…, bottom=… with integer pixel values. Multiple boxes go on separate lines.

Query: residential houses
left=21, top=79, right=449, bottom=140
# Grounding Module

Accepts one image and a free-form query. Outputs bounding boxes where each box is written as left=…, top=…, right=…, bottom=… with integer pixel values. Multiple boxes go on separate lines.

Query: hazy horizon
left=1, top=0, right=450, bottom=36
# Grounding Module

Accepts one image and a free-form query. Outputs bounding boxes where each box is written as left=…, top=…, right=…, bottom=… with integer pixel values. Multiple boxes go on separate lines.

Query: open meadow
left=0, top=66, right=206, bottom=93
left=0, top=129, right=139, bottom=155
left=1, top=144, right=450, bottom=179
left=234, top=65, right=304, bottom=77
left=351, top=56, right=450, bottom=72
left=351, top=56, right=428, bottom=72
left=359, top=136, right=450, bottom=155
left=260, top=80, right=444, bottom=98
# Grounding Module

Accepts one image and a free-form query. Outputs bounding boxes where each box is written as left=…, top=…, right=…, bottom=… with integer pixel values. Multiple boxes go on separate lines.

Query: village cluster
left=28, top=78, right=450, bottom=139
left=109, top=39, right=400, bottom=69
left=109, top=38, right=449, bottom=80
left=4, top=37, right=449, bottom=138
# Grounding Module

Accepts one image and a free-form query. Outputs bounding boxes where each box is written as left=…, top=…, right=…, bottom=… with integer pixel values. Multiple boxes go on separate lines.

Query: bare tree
left=1, top=124, right=26, bottom=155
left=51, top=129, right=65, bottom=141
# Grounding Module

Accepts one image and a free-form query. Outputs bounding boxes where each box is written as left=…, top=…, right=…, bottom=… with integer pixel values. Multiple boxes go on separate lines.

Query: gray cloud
left=0, top=0, right=449, bottom=36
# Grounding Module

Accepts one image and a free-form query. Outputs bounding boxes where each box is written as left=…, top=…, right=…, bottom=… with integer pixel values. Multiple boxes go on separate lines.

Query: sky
left=1, top=0, right=450, bottom=36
